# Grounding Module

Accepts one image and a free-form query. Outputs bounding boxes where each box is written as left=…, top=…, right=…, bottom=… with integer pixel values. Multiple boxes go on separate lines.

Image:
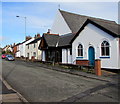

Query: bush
left=2, top=51, right=5, bottom=54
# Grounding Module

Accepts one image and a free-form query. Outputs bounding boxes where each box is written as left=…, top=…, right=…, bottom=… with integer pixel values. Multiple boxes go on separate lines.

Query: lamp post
left=16, top=16, right=27, bottom=37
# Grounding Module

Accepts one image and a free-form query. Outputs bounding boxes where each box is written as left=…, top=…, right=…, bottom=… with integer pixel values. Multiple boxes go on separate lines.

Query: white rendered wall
left=62, top=48, right=72, bottom=64
left=25, top=40, right=42, bottom=60
left=24, top=38, right=34, bottom=58
left=16, top=51, right=20, bottom=57
left=22, top=43, right=26, bottom=57
left=26, top=43, right=36, bottom=60
left=19, top=44, right=23, bottom=57
left=51, top=10, right=72, bottom=35
left=118, top=38, right=120, bottom=69
left=62, top=49, right=67, bottom=63
left=8, top=47, right=13, bottom=52
left=67, top=49, right=72, bottom=64
left=20, top=38, right=34, bottom=58
left=72, top=23, right=119, bottom=69
left=26, top=44, right=32, bottom=59
left=16, top=45, right=20, bottom=57
left=42, top=50, right=45, bottom=61
left=37, top=40, right=42, bottom=60
left=32, top=43, right=36, bottom=59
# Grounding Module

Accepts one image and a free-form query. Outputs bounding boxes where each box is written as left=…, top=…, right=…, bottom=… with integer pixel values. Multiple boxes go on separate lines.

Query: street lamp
left=16, top=16, right=27, bottom=37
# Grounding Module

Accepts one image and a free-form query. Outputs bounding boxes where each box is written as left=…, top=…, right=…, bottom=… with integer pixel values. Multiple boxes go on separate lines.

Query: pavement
left=0, top=75, right=28, bottom=103
left=26, top=60, right=119, bottom=84
left=1, top=59, right=119, bottom=103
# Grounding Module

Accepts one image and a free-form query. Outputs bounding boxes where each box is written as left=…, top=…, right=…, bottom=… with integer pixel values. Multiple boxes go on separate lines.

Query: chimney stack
left=34, top=35, right=37, bottom=39
left=13, top=43, right=16, bottom=46
left=26, top=36, right=32, bottom=41
left=34, top=33, right=41, bottom=39
left=47, top=29, right=51, bottom=34
left=37, top=33, right=40, bottom=38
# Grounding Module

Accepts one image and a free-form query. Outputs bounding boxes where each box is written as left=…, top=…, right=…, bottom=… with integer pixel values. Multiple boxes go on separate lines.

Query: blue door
left=88, top=46, right=95, bottom=66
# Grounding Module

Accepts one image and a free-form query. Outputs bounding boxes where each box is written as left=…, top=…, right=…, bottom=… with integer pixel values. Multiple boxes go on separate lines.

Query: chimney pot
left=26, top=36, right=32, bottom=41
left=37, top=33, right=40, bottom=38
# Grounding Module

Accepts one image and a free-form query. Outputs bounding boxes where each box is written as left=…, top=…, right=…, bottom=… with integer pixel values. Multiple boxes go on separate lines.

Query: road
left=2, top=59, right=119, bottom=102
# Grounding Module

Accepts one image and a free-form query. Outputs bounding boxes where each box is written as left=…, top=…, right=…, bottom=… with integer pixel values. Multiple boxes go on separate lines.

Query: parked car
left=5, top=55, right=15, bottom=61
left=1, top=54, right=7, bottom=59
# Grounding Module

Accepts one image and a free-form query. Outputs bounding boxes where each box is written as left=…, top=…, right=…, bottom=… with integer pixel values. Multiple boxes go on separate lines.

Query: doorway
left=88, top=46, right=95, bottom=66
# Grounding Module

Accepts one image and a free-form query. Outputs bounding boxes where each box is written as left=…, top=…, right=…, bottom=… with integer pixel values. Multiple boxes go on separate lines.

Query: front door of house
left=88, top=46, right=95, bottom=66
left=55, top=50, right=62, bottom=63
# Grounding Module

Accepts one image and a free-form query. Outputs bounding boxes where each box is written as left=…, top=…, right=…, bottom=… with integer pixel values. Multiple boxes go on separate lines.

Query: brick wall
left=95, top=59, right=101, bottom=76
left=76, top=60, right=89, bottom=66
left=13, top=46, right=17, bottom=54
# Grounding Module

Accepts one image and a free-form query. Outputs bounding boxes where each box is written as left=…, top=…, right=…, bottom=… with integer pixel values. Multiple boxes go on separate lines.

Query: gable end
left=71, top=19, right=119, bottom=44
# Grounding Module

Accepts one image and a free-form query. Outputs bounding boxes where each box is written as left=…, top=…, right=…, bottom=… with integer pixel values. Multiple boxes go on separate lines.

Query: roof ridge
left=60, top=33, right=73, bottom=37
left=59, top=9, right=117, bottom=24
left=89, top=18, right=117, bottom=25
left=43, top=33, right=59, bottom=36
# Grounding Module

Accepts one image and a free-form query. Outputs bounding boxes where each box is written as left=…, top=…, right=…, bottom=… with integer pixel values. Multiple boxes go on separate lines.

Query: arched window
left=78, top=44, right=83, bottom=56
left=101, top=41, right=110, bottom=56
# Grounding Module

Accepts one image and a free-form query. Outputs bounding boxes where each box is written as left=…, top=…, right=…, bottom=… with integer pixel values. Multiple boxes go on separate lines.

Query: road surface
left=2, top=59, right=119, bottom=102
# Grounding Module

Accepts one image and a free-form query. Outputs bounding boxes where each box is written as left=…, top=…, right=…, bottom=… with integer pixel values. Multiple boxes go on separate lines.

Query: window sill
left=76, top=56, right=83, bottom=59
left=99, top=56, right=110, bottom=58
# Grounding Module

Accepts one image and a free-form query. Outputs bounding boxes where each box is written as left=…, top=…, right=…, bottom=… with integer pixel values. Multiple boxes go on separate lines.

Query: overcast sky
left=1, top=2, right=118, bottom=47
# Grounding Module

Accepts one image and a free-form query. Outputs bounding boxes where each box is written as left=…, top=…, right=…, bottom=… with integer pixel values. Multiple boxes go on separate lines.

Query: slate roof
left=40, top=10, right=119, bottom=49
left=12, top=43, right=21, bottom=48
left=43, top=34, right=60, bottom=47
left=60, top=10, right=119, bottom=37
left=26, top=37, right=41, bottom=45
left=58, top=33, right=76, bottom=47
left=42, top=33, right=76, bottom=48
left=15, top=43, right=21, bottom=46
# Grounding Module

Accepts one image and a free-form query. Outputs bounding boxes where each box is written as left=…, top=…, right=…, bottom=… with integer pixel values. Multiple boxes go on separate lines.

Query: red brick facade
left=95, top=59, right=101, bottom=76
left=13, top=45, right=17, bottom=54
left=76, top=60, right=89, bottom=66
left=13, top=43, right=21, bottom=57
